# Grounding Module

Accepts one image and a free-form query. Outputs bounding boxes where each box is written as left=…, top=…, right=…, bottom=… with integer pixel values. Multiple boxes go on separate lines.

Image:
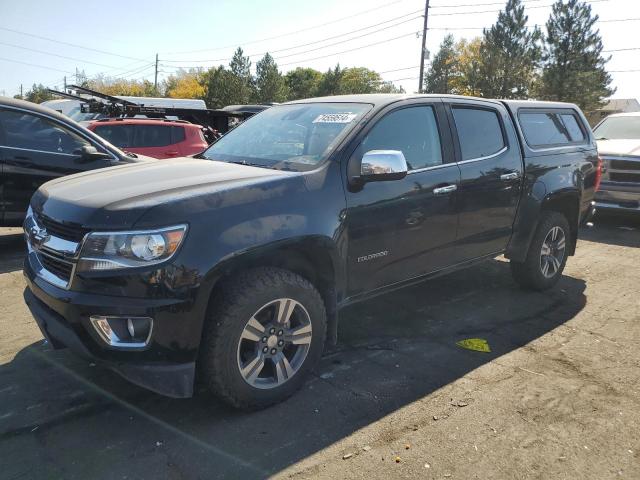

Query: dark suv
left=0, top=97, right=148, bottom=226
left=23, top=94, right=598, bottom=409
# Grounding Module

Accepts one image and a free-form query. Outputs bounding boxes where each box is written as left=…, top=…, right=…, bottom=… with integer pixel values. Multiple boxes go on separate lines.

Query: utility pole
left=64, top=76, right=67, bottom=91
left=154, top=53, right=159, bottom=92
left=418, top=0, right=430, bottom=93
left=20, top=84, right=23, bottom=98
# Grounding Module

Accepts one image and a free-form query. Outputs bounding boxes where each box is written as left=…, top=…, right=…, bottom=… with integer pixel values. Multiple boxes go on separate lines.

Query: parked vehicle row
left=20, top=93, right=599, bottom=409
left=0, top=97, right=149, bottom=227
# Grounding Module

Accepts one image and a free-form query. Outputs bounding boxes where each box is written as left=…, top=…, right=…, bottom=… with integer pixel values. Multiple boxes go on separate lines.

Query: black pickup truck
left=23, top=94, right=599, bottom=409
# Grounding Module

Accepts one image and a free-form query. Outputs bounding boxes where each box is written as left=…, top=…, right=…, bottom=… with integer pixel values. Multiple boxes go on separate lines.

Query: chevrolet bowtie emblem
left=30, top=225, right=49, bottom=249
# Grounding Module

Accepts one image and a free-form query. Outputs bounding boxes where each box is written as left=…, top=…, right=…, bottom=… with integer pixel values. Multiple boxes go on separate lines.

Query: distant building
left=587, top=98, right=640, bottom=126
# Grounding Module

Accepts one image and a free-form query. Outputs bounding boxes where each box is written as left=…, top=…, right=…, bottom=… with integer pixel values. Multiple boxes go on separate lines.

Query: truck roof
left=285, top=93, right=580, bottom=111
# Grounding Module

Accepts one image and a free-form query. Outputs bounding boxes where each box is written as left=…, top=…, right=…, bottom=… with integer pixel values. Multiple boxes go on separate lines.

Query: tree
left=163, top=69, right=205, bottom=99
left=285, top=68, right=323, bottom=100
left=316, top=64, right=343, bottom=96
left=339, top=67, right=388, bottom=94
left=228, top=47, right=255, bottom=104
left=24, top=84, right=54, bottom=103
left=451, top=38, right=484, bottom=96
left=202, top=66, right=241, bottom=108
left=537, top=0, right=614, bottom=111
left=87, top=75, right=156, bottom=96
left=424, top=34, right=460, bottom=94
left=479, top=0, right=541, bottom=98
left=255, top=53, right=288, bottom=103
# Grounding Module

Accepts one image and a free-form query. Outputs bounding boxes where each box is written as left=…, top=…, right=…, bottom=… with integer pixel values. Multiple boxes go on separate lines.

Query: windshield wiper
left=595, top=137, right=608, bottom=140
left=227, top=160, right=270, bottom=169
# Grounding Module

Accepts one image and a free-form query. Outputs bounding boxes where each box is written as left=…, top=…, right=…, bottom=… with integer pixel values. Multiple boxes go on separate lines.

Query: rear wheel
left=200, top=267, right=326, bottom=410
left=510, top=211, right=571, bottom=290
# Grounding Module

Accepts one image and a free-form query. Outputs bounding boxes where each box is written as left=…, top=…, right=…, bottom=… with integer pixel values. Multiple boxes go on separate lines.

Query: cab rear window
left=519, top=110, right=586, bottom=147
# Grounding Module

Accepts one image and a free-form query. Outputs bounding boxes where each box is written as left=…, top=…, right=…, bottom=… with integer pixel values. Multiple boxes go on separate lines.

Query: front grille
left=38, top=253, right=73, bottom=282
left=609, top=172, right=640, bottom=183
left=610, top=159, right=640, bottom=171
left=37, top=214, right=89, bottom=243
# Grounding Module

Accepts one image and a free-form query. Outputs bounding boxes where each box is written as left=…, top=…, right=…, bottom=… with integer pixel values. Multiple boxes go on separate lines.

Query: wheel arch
left=203, top=236, right=343, bottom=346
left=506, top=185, right=580, bottom=261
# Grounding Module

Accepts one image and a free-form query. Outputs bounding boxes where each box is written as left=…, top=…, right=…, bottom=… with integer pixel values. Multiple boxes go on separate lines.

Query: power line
left=0, top=26, right=147, bottom=61
left=0, top=56, right=75, bottom=74
left=162, top=0, right=407, bottom=55
left=430, top=0, right=545, bottom=7
left=429, top=0, right=608, bottom=16
left=429, top=17, right=640, bottom=31
left=0, top=41, right=120, bottom=69
left=162, top=10, right=423, bottom=63
left=278, top=31, right=419, bottom=67
left=603, top=47, right=640, bottom=52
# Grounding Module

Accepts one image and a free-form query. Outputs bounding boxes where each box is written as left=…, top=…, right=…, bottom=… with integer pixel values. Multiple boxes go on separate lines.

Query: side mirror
left=360, top=150, right=408, bottom=182
left=77, top=145, right=112, bottom=163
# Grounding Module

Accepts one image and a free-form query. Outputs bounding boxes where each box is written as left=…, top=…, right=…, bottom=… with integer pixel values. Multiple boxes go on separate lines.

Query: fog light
left=90, top=315, right=153, bottom=348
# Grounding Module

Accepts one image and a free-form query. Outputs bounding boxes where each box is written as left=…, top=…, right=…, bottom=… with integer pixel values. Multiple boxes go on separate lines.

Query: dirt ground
left=0, top=215, right=639, bottom=480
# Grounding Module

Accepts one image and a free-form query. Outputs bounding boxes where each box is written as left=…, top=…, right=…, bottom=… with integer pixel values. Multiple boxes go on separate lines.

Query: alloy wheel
left=236, top=298, right=312, bottom=389
left=540, top=226, right=566, bottom=279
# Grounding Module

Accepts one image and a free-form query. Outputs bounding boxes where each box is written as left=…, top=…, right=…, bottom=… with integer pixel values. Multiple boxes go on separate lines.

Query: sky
left=1, top=0, right=639, bottom=101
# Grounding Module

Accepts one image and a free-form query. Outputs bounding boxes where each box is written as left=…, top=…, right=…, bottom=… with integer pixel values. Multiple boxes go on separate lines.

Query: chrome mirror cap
left=360, top=150, right=408, bottom=182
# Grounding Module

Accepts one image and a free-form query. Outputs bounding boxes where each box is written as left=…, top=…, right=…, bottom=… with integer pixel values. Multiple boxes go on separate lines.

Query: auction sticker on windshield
left=312, top=113, right=358, bottom=124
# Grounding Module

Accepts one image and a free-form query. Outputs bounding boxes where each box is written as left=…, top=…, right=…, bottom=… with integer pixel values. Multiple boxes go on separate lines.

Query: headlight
left=77, top=224, right=187, bottom=272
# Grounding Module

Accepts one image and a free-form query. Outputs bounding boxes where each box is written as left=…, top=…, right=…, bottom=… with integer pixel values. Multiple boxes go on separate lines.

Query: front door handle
left=500, top=172, right=520, bottom=181
left=433, top=184, right=457, bottom=195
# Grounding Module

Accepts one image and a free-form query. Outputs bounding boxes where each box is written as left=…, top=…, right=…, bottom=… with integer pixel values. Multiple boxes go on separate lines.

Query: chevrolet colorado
left=23, top=94, right=599, bottom=409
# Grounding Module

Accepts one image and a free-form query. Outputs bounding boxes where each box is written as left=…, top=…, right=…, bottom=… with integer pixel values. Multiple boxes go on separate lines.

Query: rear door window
left=171, top=126, right=186, bottom=143
left=134, top=125, right=173, bottom=147
left=93, top=124, right=135, bottom=149
left=452, top=107, right=505, bottom=161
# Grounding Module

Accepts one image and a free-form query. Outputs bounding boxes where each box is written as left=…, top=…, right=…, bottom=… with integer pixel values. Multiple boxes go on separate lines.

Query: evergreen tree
left=24, top=84, right=55, bottom=103
left=202, top=66, right=240, bottom=108
left=537, top=0, right=614, bottom=111
left=228, top=47, right=255, bottom=103
left=255, top=53, right=288, bottom=103
left=479, top=0, right=541, bottom=98
left=315, top=65, right=343, bottom=96
left=424, top=34, right=459, bottom=94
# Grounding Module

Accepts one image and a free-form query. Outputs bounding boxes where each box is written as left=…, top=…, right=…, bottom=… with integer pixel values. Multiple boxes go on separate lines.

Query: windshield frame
left=200, top=102, right=374, bottom=172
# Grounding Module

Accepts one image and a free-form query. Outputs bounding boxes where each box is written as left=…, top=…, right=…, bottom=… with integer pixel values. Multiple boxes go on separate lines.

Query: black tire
left=199, top=267, right=327, bottom=410
left=510, top=211, right=572, bottom=291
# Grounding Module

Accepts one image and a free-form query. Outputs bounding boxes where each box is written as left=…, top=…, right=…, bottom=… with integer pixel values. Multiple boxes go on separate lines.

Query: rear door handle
left=500, top=172, right=520, bottom=181
left=433, top=184, right=457, bottom=195
left=165, top=151, right=179, bottom=156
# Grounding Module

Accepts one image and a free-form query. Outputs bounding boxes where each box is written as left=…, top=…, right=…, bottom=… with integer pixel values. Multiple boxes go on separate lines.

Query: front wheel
left=510, top=211, right=571, bottom=291
left=200, top=267, right=327, bottom=410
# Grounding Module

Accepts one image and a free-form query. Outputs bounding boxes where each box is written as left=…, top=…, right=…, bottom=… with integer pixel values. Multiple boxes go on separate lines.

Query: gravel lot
left=0, top=215, right=639, bottom=480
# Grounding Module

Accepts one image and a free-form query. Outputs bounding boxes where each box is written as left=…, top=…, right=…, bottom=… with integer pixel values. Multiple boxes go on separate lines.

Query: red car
left=87, top=118, right=209, bottom=159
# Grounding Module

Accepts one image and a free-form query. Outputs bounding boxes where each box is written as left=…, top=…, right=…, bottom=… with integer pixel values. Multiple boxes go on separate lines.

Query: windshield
left=594, top=116, right=640, bottom=140
left=201, top=103, right=371, bottom=171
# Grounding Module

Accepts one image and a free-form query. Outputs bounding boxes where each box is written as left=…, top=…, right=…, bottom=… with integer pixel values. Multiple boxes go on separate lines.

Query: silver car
left=593, top=112, right=640, bottom=214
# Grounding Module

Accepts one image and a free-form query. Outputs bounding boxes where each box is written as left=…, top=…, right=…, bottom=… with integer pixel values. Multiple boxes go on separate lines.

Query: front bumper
left=595, top=183, right=640, bottom=214
left=23, top=261, right=199, bottom=398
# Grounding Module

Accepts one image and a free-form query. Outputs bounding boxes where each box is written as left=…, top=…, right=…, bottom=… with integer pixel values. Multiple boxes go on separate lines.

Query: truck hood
left=32, top=157, right=292, bottom=228
left=597, top=139, right=640, bottom=157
